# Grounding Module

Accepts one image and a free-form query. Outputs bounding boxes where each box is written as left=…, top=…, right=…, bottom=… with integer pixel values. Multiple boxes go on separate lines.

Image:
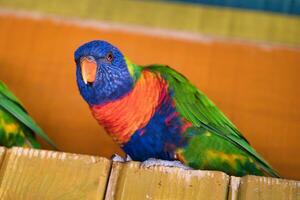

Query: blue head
left=74, top=40, right=134, bottom=105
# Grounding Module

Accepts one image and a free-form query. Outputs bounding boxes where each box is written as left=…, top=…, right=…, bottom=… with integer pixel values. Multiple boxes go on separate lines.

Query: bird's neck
left=125, top=57, right=142, bottom=82
left=90, top=70, right=166, bottom=145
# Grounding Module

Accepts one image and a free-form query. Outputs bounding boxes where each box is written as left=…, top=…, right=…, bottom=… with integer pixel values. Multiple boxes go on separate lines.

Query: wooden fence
left=0, top=147, right=298, bottom=199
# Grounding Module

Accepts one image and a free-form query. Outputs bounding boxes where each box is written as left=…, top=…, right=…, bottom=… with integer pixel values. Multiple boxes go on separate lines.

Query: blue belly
left=122, top=96, right=187, bottom=161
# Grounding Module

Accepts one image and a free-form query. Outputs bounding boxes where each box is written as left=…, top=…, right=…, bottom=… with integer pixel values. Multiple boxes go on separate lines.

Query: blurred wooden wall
left=0, top=15, right=299, bottom=179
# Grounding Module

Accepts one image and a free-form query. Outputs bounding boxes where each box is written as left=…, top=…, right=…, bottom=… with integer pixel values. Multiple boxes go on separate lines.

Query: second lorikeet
left=0, top=81, right=57, bottom=149
left=74, top=40, right=279, bottom=177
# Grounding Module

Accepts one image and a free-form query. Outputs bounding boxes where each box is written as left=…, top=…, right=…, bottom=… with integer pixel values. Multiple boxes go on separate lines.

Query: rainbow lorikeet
left=0, top=81, right=57, bottom=149
left=75, top=40, right=279, bottom=177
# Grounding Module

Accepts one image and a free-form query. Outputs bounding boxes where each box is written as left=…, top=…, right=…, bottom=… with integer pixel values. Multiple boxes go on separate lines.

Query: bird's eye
left=106, top=52, right=113, bottom=62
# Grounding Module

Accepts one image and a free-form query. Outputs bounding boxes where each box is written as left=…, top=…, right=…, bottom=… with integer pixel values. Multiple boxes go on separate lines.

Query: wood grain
left=105, top=161, right=229, bottom=200
left=0, top=147, right=111, bottom=200
left=238, top=175, right=300, bottom=200
left=0, top=147, right=298, bottom=199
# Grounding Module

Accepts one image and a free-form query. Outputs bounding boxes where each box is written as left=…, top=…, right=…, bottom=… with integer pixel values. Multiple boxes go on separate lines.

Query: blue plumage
left=75, top=40, right=133, bottom=105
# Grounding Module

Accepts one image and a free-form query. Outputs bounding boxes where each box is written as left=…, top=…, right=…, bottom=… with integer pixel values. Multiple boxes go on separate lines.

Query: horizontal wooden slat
left=0, top=147, right=299, bottom=199
left=238, top=175, right=300, bottom=200
left=0, top=147, right=111, bottom=200
left=105, top=161, right=230, bottom=200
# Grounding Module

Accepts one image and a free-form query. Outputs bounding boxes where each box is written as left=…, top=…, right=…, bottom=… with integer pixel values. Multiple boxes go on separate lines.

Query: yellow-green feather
left=125, top=57, right=142, bottom=81
left=180, top=127, right=263, bottom=176
left=0, top=81, right=57, bottom=149
left=0, top=108, right=39, bottom=148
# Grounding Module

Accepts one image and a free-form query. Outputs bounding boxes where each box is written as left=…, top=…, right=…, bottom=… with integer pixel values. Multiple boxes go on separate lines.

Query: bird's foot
left=111, top=154, right=125, bottom=162
left=141, top=158, right=192, bottom=170
left=125, top=154, right=132, bottom=161
left=111, top=154, right=132, bottom=162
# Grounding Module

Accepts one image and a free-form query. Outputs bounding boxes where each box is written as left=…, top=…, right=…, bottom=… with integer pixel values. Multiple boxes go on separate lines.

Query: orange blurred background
left=0, top=12, right=299, bottom=179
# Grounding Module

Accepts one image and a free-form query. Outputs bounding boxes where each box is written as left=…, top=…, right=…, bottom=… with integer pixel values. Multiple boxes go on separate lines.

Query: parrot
left=74, top=40, right=279, bottom=177
left=0, top=80, right=57, bottom=149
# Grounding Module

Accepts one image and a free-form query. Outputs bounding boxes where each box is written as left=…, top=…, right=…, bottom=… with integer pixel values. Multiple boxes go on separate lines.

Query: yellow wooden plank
left=0, top=147, right=111, bottom=199
left=105, top=161, right=229, bottom=200
left=238, top=175, right=300, bottom=200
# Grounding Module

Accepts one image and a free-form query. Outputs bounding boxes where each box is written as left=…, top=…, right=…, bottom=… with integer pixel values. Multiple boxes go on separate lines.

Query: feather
left=0, top=81, right=57, bottom=149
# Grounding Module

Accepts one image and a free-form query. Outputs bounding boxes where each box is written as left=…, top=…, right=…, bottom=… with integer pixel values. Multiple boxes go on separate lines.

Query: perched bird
left=0, top=81, right=57, bottom=149
left=75, top=40, right=279, bottom=177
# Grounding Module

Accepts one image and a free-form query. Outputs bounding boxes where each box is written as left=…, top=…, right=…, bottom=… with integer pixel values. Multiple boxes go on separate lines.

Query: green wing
left=147, top=65, right=279, bottom=177
left=0, top=81, right=26, bottom=111
left=0, top=81, right=57, bottom=149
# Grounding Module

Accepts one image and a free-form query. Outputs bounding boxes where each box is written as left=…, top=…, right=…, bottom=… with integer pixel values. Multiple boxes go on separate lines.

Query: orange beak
left=81, top=57, right=97, bottom=84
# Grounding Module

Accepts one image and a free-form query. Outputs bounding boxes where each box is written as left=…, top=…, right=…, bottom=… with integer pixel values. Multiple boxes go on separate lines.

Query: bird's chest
left=90, top=71, right=165, bottom=144
left=90, top=71, right=190, bottom=161
left=122, top=95, right=190, bottom=161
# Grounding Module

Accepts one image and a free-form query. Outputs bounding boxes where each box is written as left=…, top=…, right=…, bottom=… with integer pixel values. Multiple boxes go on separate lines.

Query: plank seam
left=102, top=160, right=115, bottom=200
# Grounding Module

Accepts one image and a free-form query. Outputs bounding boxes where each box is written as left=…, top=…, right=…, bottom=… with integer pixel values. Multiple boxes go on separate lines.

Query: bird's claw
left=111, top=154, right=132, bottom=162
left=125, top=154, right=132, bottom=161
left=111, top=154, right=125, bottom=162
left=141, top=158, right=192, bottom=170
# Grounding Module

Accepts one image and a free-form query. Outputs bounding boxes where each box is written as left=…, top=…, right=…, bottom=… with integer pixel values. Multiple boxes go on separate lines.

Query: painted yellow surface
left=105, top=161, right=230, bottom=200
left=0, top=147, right=111, bottom=199
left=0, top=147, right=297, bottom=199
left=238, top=175, right=300, bottom=200
left=0, top=0, right=299, bottom=45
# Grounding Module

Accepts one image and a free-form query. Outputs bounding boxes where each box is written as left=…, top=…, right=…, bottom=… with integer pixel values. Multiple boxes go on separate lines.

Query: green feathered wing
left=147, top=65, right=279, bottom=177
left=0, top=81, right=57, bottom=149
